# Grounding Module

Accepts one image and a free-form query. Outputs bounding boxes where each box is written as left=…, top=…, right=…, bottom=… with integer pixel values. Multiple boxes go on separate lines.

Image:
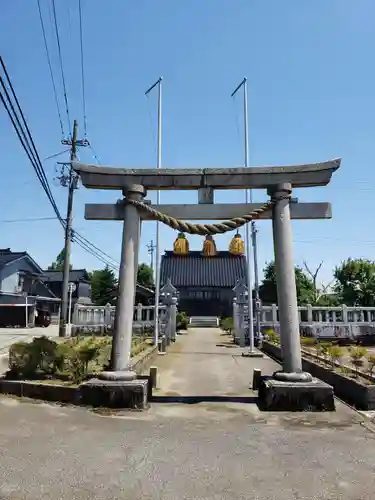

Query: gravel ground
left=0, top=327, right=374, bottom=499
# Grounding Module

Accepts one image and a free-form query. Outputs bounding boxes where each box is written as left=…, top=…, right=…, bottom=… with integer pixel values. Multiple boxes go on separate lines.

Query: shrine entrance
left=74, top=158, right=340, bottom=410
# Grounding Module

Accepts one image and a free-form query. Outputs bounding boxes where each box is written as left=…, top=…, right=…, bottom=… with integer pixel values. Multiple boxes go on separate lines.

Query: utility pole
left=58, top=120, right=88, bottom=337
left=145, top=77, right=163, bottom=348
left=147, top=239, right=156, bottom=272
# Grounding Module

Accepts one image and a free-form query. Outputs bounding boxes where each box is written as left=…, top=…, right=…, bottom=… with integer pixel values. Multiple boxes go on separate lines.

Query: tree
left=259, top=261, right=315, bottom=305
left=48, top=248, right=72, bottom=271
left=90, top=266, right=118, bottom=306
left=303, top=261, right=339, bottom=306
left=137, top=263, right=154, bottom=289
left=333, top=258, right=375, bottom=306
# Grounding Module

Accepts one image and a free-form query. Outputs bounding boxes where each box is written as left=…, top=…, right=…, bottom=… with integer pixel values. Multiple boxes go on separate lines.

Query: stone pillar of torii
left=73, top=158, right=340, bottom=409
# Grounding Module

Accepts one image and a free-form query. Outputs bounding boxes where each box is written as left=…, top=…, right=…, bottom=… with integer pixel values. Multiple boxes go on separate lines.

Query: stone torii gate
left=73, top=158, right=340, bottom=410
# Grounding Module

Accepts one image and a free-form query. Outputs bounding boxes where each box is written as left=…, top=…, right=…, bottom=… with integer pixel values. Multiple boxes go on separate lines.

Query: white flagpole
left=145, top=77, right=163, bottom=348
left=231, top=77, right=255, bottom=353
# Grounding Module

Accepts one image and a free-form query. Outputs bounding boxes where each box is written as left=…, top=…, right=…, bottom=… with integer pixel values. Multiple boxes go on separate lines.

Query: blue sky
left=0, top=0, right=374, bottom=286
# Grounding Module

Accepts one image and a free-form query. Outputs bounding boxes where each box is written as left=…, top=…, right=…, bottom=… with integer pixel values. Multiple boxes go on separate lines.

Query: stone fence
left=71, top=303, right=163, bottom=334
left=71, top=279, right=179, bottom=353
left=233, top=302, right=375, bottom=346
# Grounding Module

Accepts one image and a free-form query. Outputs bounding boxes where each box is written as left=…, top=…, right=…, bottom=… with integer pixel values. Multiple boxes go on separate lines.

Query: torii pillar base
left=258, top=376, right=335, bottom=412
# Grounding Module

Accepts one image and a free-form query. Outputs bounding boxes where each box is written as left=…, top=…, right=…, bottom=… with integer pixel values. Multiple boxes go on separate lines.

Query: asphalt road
left=0, top=328, right=375, bottom=499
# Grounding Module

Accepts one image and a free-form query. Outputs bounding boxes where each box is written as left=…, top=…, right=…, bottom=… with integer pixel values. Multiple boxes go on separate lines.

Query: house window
left=17, top=274, right=24, bottom=293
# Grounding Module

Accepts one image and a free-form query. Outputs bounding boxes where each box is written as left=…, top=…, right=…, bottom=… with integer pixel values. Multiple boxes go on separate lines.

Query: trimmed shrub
left=220, top=317, right=234, bottom=333
left=176, top=311, right=189, bottom=330
left=266, top=329, right=280, bottom=345
left=7, top=335, right=147, bottom=384
left=300, top=337, right=317, bottom=348
left=8, top=336, right=58, bottom=378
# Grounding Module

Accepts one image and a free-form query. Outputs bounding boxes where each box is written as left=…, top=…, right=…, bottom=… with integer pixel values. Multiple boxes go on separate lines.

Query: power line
left=0, top=57, right=62, bottom=222
left=0, top=57, right=118, bottom=271
left=0, top=216, right=58, bottom=223
left=78, top=0, right=87, bottom=137
left=36, top=0, right=65, bottom=138
left=73, top=230, right=120, bottom=265
left=51, top=0, right=71, bottom=133
left=43, top=148, right=70, bottom=161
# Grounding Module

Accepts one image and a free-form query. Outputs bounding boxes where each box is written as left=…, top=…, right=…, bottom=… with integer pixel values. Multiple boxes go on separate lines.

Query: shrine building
left=160, top=232, right=248, bottom=318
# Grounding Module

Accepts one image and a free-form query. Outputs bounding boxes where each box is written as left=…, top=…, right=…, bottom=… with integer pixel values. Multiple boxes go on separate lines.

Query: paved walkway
left=152, top=327, right=278, bottom=399
left=0, top=327, right=375, bottom=499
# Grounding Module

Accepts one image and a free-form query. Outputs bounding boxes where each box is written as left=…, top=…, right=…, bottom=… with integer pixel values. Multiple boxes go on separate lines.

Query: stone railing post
left=104, top=303, right=112, bottom=331
left=170, top=296, right=178, bottom=342
left=306, top=304, right=313, bottom=324
left=160, top=278, right=178, bottom=350
left=232, top=298, right=239, bottom=343
left=271, top=304, right=278, bottom=326
left=136, top=303, right=143, bottom=322
left=342, top=304, right=348, bottom=323
left=71, top=302, right=80, bottom=336
left=233, top=280, right=248, bottom=347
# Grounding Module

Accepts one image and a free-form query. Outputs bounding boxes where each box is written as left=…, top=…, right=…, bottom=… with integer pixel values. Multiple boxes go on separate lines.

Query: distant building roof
left=43, top=269, right=90, bottom=282
left=33, top=279, right=59, bottom=300
left=160, top=251, right=248, bottom=288
left=0, top=248, right=42, bottom=273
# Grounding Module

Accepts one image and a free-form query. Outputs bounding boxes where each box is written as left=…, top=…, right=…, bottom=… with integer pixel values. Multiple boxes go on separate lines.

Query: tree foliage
left=48, top=248, right=72, bottom=271
left=137, top=263, right=154, bottom=289
left=333, top=258, right=375, bottom=306
left=90, top=266, right=118, bottom=306
left=89, top=263, right=154, bottom=305
left=259, top=261, right=315, bottom=305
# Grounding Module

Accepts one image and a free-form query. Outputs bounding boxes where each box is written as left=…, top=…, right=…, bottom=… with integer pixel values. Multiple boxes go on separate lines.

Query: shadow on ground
left=151, top=395, right=258, bottom=404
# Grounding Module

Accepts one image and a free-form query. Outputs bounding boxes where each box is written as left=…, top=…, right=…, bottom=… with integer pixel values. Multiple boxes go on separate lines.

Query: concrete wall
left=45, top=280, right=92, bottom=303
left=78, top=282, right=92, bottom=302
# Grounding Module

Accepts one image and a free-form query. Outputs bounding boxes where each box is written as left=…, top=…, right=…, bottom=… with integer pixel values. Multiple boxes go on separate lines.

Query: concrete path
left=152, top=327, right=278, bottom=398
left=0, top=327, right=375, bottom=499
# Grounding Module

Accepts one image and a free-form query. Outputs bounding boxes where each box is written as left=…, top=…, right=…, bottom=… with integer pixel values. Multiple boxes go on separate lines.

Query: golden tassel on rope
left=202, top=235, right=217, bottom=256
left=173, top=232, right=189, bottom=255
left=229, top=232, right=245, bottom=256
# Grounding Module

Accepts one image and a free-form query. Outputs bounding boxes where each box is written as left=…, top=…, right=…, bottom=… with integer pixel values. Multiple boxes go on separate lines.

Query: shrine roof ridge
left=73, top=158, right=341, bottom=190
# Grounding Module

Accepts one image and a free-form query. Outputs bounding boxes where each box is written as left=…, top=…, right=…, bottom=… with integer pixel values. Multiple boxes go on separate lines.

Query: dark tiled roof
left=43, top=269, right=90, bottom=282
left=33, top=279, right=59, bottom=299
left=0, top=249, right=43, bottom=273
left=0, top=249, right=27, bottom=268
left=136, top=284, right=155, bottom=297
left=160, top=251, right=248, bottom=288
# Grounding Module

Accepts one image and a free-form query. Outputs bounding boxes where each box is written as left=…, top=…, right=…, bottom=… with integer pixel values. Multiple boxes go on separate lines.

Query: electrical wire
left=51, top=0, right=71, bottom=133
left=0, top=57, right=62, bottom=221
left=36, top=0, right=65, bottom=138
left=43, top=148, right=71, bottom=161
left=73, top=230, right=120, bottom=265
left=88, top=142, right=101, bottom=165
left=0, top=58, right=119, bottom=270
left=0, top=217, right=58, bottom=223
left=78, top=0, right=87, bottom=137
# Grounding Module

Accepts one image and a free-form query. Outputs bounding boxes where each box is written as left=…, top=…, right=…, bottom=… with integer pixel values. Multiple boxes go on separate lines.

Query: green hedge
left=176, top=311, right=189, bottom=330
left=8, top=336, right=147, bottom=385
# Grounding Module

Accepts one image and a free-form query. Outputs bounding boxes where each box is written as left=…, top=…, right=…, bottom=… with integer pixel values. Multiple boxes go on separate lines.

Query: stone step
left=189, top=316, right=219, bottom=328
